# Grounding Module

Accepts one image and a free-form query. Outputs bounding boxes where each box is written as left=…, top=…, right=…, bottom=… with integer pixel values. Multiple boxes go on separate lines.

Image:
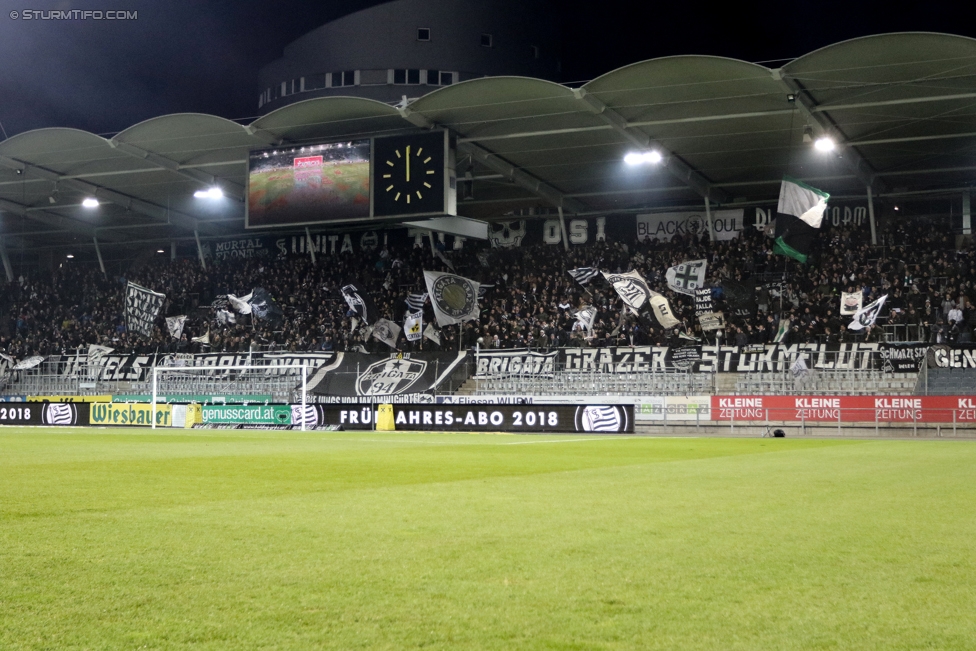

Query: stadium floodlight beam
left=82, top=197, right=99, bottom=208
left=624, top=150, right=663, bottom=165
left=194, top=187, right=223, bottom=199
left=814, top=137, right=836, bottom=152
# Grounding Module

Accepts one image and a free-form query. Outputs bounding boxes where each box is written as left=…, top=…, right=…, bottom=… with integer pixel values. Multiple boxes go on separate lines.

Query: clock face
left=373, top=131, right=447, bottom=217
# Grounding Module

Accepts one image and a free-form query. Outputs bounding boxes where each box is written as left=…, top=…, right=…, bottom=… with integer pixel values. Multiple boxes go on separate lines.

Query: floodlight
left=157, top=249, right=165, bottom=253
left=66, top=254, right=74, bottom=259
left=814, top=137, right=836, bottom=152
left=194, top=187, right=223, bottom=199
left=82, top=197, right=99, bottom=208
left=624, top=151, right=663, bottom=165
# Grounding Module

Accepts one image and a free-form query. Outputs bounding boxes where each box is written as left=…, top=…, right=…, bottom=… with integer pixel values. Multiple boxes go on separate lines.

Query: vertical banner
left=125, top=282, right=166, bottom=337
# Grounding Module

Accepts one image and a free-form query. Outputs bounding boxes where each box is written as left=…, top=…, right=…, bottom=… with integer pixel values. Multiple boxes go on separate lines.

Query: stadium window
left=407, top=69, right=420, bottom=84
left=343, top=70, right=356, bottom=86
left=393, top=69, right=406, bottom=84
left=272, top=85, right=280, bottom=100
left=440, top=71, right=454, bottom=85
left=481, top=33, right=493, bottom=48
left=291, top=79, right=299, bottom=94
left=417, top=27, right=430, bottom=41
left=532, top=45, right=540, bottom=59
left=329, top=72, right=341, bottom=87
left=258, top=94, right=264, bottom=108
left=426, top=69, right=439, bottom=85
left=306, top=73, right=326, bottom=90
left=280, top=81, right=287, bottom=96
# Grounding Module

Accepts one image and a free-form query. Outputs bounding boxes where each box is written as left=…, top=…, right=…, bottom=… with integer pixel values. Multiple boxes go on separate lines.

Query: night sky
left=0, top=0, right=967, bottom=138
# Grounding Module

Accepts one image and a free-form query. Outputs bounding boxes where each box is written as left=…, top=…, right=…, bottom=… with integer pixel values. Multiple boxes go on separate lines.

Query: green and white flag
left=773, top=177, right=829, bottom=263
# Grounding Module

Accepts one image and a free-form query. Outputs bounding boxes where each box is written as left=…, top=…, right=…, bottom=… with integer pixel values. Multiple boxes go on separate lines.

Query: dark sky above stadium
left=0, top=0, right=966, bottom=138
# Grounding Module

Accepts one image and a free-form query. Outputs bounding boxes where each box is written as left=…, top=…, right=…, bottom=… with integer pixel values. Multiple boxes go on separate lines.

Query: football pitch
left=2, top=429, right=975, bottom=650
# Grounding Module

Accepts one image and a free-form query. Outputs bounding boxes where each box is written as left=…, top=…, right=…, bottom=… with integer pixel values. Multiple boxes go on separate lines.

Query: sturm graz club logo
left=574, top=405, right=628, bottom=433
left=42, top=403, right=78, bottom=426
left=357, top=357, right=428, bottom=396
left=431, top=275, right=477, bottom=319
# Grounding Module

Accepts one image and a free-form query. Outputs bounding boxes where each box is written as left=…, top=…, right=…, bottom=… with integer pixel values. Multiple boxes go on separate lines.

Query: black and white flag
left=575, top=305, right=597, bottom=331
left=216, top=309, right=236, bottom=325
left=648, top=290, right=682, bottom=329
left=665, top=259, right=707, bottom=296
left=424, top=323, right=441, bottom=345
left=166, top=315, right=187, bottom=340
left=698, top=311, right=725, bottom=332
left=87, top=344, right=114, bottom=371
left=124, top=282, right=166, bottom=338
left=227, top=293, right=252, bottom=314
left=404, top=292, right=429, bottom=312
left=248, top=287, right=283, bottom=323
left=424, top=271, right=480, bottom=327
left=849, top=295, right=887, bottom=331
left=694, top=287, right=714, bottom=317
left=372, top=318, right=402, bottom=349
left=404, top=310, right=423, bottom=342
left=341, top=281, right=378, bottom=325
left=568, top=267, right=600, bottom=286
left=602, top=270, right=652, bottom=312
left=477, top=284, right=495, bottom=298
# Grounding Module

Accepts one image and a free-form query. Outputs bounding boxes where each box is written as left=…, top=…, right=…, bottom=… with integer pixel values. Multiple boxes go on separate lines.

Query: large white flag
left=227, top=293, right=253, bottom=314
left=648, top=290, right=681, bottom=329
left=849, top=295, right=887, bottom=331
left=575, top=305, right=597, bottom=331
left=404, top=310, right=423, bottom=342
left=372, top=318, right=402, bottom=349
left=665, top=259, right=707, bottom=296
left=602, top=270, right=652, bottom=312
left=423, top=271, right=480, bottom=327
left=165, top=315, right=187, bottom=340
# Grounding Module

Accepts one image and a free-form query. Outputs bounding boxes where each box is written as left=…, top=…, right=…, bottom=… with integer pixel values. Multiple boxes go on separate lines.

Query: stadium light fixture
left=624, top=150, right=663, bottom=166
left=814, top=136, right=836, bottom=152
left=157, top=249, right=165, bottom=254
left=82, top=197, right=99, bottom=208
left=194, top=187, right=223, bottom=199
left=66, top=254, right=74, bottom=259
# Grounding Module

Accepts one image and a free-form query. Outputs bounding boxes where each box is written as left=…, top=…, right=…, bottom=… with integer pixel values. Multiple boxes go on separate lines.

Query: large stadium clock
left=372, top=130, right=455, bottom=218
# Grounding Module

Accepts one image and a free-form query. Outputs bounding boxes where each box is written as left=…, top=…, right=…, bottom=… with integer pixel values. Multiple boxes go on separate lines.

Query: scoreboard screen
left=246, top=140, right=371, bottom=228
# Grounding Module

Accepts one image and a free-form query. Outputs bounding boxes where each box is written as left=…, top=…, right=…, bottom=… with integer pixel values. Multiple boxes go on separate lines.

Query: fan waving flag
left=423, top=271, right=480, bottom=327
left=602, top=270, right=652, bottom=312
left=568, top=267, right=600, bottom=286
left=575, top=306, right=597, bottom=331
left=372, top=319, right=402, bottom=349
left=341, top=280, right=378, bottom=325
left=849, top=295, right=887, bottom=331
left=124, top=282, right=166, bottom=338
left=404, top=310, right=423, bottom=341
left=665, top=259, right=707, bottom=296
left=773, top=177, right=830, bottom=263
left=404, top=292, right=428, bottom=312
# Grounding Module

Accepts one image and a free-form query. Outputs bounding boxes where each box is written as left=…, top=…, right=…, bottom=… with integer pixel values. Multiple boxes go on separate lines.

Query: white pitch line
left=504, top=437, right=634, bottom=445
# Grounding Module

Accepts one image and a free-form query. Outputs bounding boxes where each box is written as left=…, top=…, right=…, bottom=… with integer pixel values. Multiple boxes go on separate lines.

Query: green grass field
left=2, top=429, right=975, bottom=650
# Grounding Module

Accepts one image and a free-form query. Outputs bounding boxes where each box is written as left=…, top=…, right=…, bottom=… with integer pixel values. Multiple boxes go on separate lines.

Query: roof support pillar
left=194, top=229, right=207, bottom=272
left=963, top=192, right=971, bottom=236
left=866, top=185, right=878, bottom=246
left=704, top=199, right=715, bottom=243
left=305, top=227, right=317, bottom=265
left=93, top=235, right=107, bottom=279
left=557, top=206, right=569, bottom=252
left=0, top=237, right=13, bottom=283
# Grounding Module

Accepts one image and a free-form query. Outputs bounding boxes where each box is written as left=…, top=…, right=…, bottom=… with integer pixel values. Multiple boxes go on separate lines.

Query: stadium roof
left=2, top=32, right=976, bottom=255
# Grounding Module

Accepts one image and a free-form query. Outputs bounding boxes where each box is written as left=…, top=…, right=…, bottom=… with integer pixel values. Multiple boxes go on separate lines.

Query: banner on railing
left=308, top=352, right=467, bottom=398
left=476, top=343, right=935, bottom=375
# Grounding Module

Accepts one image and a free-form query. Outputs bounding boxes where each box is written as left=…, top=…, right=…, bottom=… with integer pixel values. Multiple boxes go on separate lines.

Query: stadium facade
left=257, top=0, right=560, bottom=111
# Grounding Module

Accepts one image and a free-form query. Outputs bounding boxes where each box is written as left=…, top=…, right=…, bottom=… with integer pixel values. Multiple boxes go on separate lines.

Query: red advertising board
left=711, top=396, right=976, bottom=423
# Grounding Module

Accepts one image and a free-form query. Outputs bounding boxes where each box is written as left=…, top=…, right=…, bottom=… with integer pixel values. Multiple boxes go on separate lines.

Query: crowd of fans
left=2, top=215, right=975, bottom=361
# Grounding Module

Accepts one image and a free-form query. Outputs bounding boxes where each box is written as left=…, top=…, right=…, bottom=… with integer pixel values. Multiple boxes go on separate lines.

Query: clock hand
left=406, top=145, right=411, bottom=182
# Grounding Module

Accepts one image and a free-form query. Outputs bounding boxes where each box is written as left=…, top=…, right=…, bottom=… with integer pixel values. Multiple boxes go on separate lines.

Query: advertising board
left=89, top=403, right=173, bottom=427
left=710, top=396, right=976, bottom=423
left=201, top=405, right=292, bottom=425
left=291, top=404, right=634, bottom=433
left=0, top=402, right=89, bottom=426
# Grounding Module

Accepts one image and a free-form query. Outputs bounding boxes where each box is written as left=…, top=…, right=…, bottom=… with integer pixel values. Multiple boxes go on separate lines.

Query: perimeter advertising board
left=710, top=396, right=976, bottom=424
left=291, top=404, right=634, bottom=433
left=201, top=405, right=292, bottom=425
left=89, top=403, right=172, bottom=427
left=0, top=402, right=89, bottom=426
